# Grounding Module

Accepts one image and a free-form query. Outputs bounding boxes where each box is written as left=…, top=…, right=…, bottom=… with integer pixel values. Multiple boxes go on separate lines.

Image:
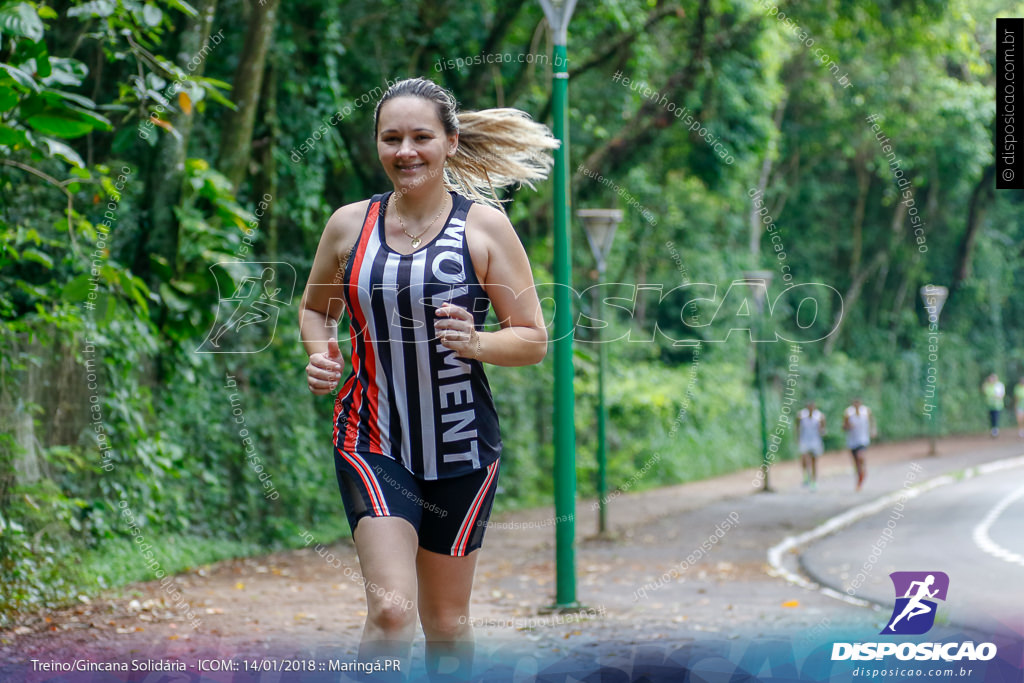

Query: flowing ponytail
left=373, top=78, right=558, bottom=208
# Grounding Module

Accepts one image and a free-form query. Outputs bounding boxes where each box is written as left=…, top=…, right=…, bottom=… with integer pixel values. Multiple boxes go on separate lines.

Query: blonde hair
left=373, top=78, right=558, bottom=208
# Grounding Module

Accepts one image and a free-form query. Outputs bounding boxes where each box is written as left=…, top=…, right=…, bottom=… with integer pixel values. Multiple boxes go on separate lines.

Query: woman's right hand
left=307, top=337, right=344, bottom=395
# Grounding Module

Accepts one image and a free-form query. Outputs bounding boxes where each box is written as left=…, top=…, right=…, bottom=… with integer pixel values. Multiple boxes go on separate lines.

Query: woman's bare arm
left=436, top=203, right=547, bottom=367
left=299, top=201, right=366, bottom=393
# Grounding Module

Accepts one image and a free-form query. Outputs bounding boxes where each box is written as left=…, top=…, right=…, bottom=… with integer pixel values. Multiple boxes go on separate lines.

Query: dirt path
left=2, top=433, right=1020, bottom=679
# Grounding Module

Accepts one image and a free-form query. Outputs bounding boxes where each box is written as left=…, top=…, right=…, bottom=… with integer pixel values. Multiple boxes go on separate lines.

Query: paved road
left=801, top=464, right=1024, bottom=637
left=4, top=435, right=1023, bottom=682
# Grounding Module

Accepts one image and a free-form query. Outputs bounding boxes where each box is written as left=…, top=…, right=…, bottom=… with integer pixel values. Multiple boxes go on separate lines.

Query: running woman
left=842, top=398, right=876, bottom=491
left=1015, top=377, right=1024, bottom=438
left=796, top=401, right=825, bottom=491
left=982, top=373, right=1006, bottom=438
left=299, top=78, right=556, bottom=677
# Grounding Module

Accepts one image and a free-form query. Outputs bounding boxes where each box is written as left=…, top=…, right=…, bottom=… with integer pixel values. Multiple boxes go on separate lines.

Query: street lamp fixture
left=920, top=285, right=948, bottom=319
left=578, top=209, right=623, bottom=274
left=536, top=0, right=579, bottom=44
left=577, top=208, right=623, bottom=538
left=742, top=270, right=775, bottom=314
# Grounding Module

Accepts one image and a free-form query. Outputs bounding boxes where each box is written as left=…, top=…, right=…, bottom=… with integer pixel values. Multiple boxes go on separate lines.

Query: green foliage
left=0, top=480, right=88, bottom=620
left=2, top=0, right=1022, bottom=627
left=577, top=353, right=765, bottom=494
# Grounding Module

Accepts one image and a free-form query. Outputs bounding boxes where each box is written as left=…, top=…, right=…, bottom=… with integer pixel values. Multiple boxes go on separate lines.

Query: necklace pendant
left=410, top=237, right=421, bottom=248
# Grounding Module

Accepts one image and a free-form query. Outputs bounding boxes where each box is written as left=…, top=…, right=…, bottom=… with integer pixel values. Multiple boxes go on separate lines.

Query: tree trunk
left=880, top=200, right=911, bottom=338
left=1, top=337, right=41, bottom=486
left=218, top=0, right=282, bottom=192
left=950, top=162, right=996, bottom=298
left=822, top=249, right=888, bottom=355
left=133, top=0, right=219, bottom=278
left=254, top=60, right=279, bottom=260
left=463, top=0, right=530, bottom=101
left=823, top=198, right=907, bottom=354
left=850, top=148, right=870, bottom=276
left=749, top=94, right=788, bottom=260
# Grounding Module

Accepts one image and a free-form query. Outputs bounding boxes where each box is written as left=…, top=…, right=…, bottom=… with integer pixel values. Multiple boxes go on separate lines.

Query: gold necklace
left=391, top=192, right=449, bottom=249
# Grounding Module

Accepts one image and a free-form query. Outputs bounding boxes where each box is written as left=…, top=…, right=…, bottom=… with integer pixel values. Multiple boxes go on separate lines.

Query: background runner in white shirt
left=843, top=398, right=876, bottom=491
left=796, top=402, right=825, bottom=490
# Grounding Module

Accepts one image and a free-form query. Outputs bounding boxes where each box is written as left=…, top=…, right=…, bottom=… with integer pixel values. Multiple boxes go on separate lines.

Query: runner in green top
left=982, top=373, right=1005, bottom=438
left=1014, top=377, right=1024, bottom=438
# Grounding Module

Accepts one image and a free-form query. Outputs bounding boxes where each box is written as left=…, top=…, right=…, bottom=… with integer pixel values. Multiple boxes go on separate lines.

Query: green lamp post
left=578, top=208, right=623, bottom=537
left=536, top=0, right=580, bottom=608
left=743, top=270, right=774, bottom=492
left=920, top=285, right=948, bottom=456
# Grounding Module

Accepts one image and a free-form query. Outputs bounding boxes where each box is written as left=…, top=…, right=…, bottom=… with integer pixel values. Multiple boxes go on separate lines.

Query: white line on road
left=971, top=484, right=1024, bottom=569
left=766, top=454, right=1024, bottom=609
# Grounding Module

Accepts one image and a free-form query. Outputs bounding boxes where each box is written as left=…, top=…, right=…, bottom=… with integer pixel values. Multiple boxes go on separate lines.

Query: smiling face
left=376, top=96, right=457, bottom=196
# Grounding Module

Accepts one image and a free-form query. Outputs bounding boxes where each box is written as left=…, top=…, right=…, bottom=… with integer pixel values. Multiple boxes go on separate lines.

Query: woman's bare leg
left=353, top=517, right=420, bottom=668
left=416, top=547, right=479, bottom=681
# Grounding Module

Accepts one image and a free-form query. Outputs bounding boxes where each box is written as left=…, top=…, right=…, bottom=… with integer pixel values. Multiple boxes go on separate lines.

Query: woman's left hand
left=435, top=302, right=481, bottom=360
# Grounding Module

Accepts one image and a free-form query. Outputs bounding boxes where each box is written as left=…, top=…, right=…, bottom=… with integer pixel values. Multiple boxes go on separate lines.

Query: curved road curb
left=766, top=453, right=1024, bottom=611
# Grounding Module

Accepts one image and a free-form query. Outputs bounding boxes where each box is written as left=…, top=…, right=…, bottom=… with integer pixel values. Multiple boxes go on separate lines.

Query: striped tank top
left=333, top=191, right=502, bottom=480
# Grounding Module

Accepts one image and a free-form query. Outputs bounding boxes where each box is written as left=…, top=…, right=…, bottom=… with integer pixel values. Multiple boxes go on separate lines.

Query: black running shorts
left=334, top=448, right=500, bottom=557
